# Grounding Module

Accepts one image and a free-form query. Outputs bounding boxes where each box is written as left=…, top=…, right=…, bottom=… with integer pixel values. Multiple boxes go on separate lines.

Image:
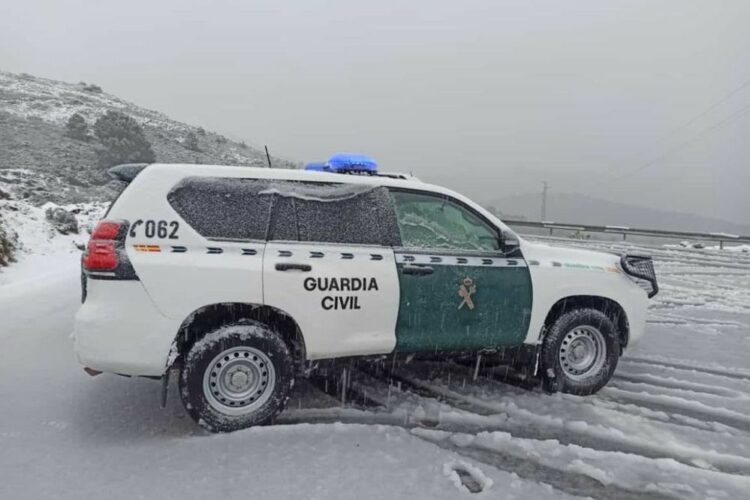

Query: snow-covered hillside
left=0, top=69, right=297, bottom=272
left=0, top=71, right=278, bottom=164
left=0, top=164, right=108, bottom=282
left=0, top=70, right=296, bottom=207
left=1, top=71, right=184, bottom=129
left=0, top=200, right=104, bottom=286
left=0, top=233, right=748, bottom=499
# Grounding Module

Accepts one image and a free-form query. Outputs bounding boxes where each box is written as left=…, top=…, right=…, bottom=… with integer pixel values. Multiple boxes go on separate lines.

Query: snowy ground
left=1, top=233, right=749, bottom=500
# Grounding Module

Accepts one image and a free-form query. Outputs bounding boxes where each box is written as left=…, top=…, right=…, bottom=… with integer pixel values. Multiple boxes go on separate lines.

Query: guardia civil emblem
left=458, top=277, right=476, bottom=310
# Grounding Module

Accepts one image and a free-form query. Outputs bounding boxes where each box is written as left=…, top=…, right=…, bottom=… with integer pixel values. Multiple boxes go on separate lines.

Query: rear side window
left=168, top=177, right=273, bottom=240
left=168, top=177, right=400, bottom=246
left=265, top=182, right=401, bottom=246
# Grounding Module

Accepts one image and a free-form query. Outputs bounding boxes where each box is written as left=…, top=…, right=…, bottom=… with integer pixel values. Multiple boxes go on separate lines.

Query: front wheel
left=179, top=322, right=294, bottom=432
left=540, top=308, right=619, bottom=395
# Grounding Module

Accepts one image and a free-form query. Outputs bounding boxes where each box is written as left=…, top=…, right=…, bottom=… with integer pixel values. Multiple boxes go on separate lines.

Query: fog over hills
left=490, top=192, right=750, bottom=236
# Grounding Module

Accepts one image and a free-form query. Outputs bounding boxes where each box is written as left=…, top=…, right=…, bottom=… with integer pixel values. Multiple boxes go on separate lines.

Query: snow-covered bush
left=65, top=113, right=89, bottom=141
left=183, top=131, right=201, bottom=152
left=0, top=219, right=16, bottom=266
left=93, top=110, right=156, bottom=168
left=82, top=83, right=103, bottom=93
left=44, top=205, right=78, bottom=234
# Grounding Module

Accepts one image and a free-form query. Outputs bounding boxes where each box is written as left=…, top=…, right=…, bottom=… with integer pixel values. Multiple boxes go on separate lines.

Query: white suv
left=73, top=156, right=657, bottom=432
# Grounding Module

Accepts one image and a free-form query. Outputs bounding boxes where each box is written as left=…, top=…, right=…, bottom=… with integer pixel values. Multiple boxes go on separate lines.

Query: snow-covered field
left=1, top=232, right=748, bottom=499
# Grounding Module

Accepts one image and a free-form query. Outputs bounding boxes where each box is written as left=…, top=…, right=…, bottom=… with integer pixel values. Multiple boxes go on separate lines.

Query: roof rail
left=108, top=163, right=150, bottom=183
left=376, top=172, right=414, bottom=180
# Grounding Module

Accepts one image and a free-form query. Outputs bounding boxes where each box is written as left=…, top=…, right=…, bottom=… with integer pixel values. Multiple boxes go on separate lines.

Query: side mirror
left=501, top=230, right=520, bottom=256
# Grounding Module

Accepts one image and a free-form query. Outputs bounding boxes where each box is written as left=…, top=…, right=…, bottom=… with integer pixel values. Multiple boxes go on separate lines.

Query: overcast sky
left=2, top=0, right=749, bottom=223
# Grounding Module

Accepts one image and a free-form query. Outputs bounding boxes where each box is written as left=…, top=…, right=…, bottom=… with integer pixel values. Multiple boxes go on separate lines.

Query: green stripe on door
left=394, top=263, right=532, bottom=353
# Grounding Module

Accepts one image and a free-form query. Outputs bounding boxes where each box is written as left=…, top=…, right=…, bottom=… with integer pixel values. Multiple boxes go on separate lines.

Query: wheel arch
left=541, top=295, right=630, bottom=353
left=169, top=302, right=307, bottom=373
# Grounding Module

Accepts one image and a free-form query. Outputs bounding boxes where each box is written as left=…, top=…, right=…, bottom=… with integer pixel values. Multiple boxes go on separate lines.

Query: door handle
left=275, top=263, right=312, bottom=272
left=402, top=264, right=434, bottom=276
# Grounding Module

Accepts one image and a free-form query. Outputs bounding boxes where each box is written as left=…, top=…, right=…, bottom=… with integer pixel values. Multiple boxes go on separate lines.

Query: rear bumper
left=73, top=279, right=178, bottom=376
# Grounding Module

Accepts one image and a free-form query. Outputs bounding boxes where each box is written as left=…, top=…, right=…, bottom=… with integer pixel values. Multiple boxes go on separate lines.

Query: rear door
left=389, top=189, right=532, bottom=353
left=262, top=182, right=402, bottom=360
left=130, top=175, right=269, bottom=321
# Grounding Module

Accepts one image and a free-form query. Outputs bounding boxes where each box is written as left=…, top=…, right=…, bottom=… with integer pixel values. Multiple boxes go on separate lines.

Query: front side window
left=390, top=190, right=500, bottom=252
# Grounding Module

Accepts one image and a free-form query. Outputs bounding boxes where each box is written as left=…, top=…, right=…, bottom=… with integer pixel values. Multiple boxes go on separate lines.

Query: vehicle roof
left=134, top=163, right=514, bottom=235
left=143, top=163, right=428, bottom=190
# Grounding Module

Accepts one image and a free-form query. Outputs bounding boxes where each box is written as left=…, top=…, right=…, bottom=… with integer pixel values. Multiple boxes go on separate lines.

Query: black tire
left=540, top=308, right=619, bottom=396
left=179, top=321, right=294, bottom=432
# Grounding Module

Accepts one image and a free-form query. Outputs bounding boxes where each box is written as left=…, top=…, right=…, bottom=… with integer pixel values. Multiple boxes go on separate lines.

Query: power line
left=565, top=76, right=750, bottom=192
left=587, top=99, right=750, bottom=189
left=633, top=76, right=750, bottom=159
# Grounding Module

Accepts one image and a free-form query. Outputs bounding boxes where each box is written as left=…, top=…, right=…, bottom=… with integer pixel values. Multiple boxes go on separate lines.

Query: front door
left=389, top=190, right=532, bottom=353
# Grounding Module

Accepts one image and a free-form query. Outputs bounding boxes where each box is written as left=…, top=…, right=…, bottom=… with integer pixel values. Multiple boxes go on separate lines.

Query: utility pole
left=541, top=181, right=549, bottom=221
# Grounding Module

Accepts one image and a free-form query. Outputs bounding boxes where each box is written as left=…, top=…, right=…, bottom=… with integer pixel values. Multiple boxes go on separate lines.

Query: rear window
left=168, top=177, right=400, bottom=246
left=168, top=177, right=273, bottom=240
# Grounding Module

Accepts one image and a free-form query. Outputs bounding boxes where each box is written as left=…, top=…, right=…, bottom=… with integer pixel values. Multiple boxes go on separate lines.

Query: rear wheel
left=179, top=322, right=294, bottom=432
left=540, top=308, right=618, bottom=395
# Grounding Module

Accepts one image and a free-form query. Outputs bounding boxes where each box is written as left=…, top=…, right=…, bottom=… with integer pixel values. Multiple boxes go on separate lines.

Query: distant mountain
left=0, top=70, right=296, bottom=205
left=489, top=192, right=750, bottom=236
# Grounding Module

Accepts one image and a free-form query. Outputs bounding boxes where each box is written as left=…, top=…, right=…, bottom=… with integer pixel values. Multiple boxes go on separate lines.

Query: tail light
left=91, top=221, right=123, bottom=240
left=82, top=220, right=138, bottom=280
left=84, top=241, right=118, bottom=271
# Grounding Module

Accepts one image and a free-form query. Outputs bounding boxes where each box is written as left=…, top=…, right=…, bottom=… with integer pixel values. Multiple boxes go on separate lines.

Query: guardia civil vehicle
left=74, top=155, right=658, bottom=432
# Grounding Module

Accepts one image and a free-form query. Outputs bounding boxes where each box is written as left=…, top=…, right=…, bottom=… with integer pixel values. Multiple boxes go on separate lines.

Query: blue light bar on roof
left=326, top=153, right=378, bottom=172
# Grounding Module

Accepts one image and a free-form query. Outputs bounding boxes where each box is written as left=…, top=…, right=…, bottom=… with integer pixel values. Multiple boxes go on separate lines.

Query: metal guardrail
left=503, top=220, right=750, bottom=249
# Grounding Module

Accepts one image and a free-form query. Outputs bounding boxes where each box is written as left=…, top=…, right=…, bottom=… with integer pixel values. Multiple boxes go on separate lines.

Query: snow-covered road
left=1, top=238, right=749, bottom=500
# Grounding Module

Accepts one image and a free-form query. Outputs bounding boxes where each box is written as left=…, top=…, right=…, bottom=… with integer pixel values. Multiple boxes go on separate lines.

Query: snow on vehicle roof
left=143, top=163, right=423, bottom=189
left=132, top=163, right=514, bottom=236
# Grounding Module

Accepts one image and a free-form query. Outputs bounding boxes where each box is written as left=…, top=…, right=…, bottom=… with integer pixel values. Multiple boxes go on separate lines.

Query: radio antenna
left=264, top=145, right=273, bottom=168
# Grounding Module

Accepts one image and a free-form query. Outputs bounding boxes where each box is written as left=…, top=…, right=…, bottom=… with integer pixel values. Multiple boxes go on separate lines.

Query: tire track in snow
left=397, top=361, right=750, bottom=435
left=419, top=430, right=682, bottom=500
left=645, top=312, right=747, bottom=328
left=278, top=408, right=680, bottom=500
left=371, top=369, right=750, bottom=475
left=583, top=395, right=749, bottom=437
left=622, top=356, right=750, bottom=382
left=613, top=371, right=745, bottom=398
left=415, top=428, right=750, bottom=500
left=278, top=403, right=741, bottom=500
left=608, top=379, right=750, bottom=413
left=618, top=359, right=750, bottom=397
left=599, top=386, right=750, bottom=434
left=482, top=364, right=750, bottom=437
